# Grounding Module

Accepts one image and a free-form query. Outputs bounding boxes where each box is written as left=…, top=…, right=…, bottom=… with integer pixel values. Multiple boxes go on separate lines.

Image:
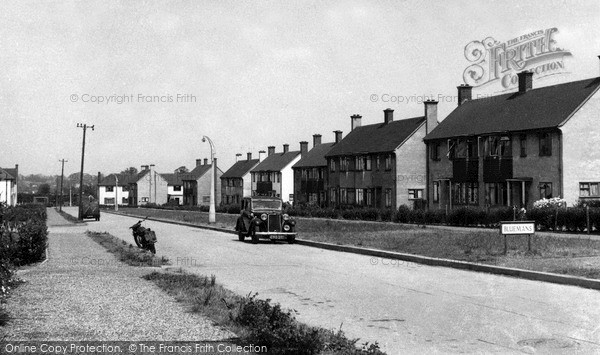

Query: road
left=64, top=208, right=600, bottom=354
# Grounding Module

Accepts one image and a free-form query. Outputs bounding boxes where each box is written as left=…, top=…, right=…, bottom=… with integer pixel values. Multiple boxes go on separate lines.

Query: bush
left=0, top=203, right=48, bottom=266
left=395, top=205, right=411, bottom=223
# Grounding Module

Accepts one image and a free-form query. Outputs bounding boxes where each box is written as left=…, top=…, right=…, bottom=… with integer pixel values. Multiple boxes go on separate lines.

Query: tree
left=39, top=183, right=51, bottom=195
left=120, top=167, right=138, bottom=176
left=175, top=166, right=189, bottom=174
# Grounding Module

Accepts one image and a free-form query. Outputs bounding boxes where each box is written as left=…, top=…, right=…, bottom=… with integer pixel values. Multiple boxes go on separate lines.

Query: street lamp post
left=115, top=174, right=119, bottom=212
left=202, top=135, right=216, bottom=223
left=76, top=123, right=94, bottom=220
left=59, top=159, right=67, bottom=211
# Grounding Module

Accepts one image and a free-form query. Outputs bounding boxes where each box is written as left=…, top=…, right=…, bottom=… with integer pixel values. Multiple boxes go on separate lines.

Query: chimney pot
left=383, top=109, right=393, bottom=124
left=457, top=84, right=473, bottom=106
left=351, top=114, right=362, bottom=131
left=259, top=150, right=266, bottom=162
left=268, top=146, right=275, bottom=156
left=312, top=134, right=322, bottom=147
left=236, top=153, right=242, bottom=162
left=517, top=71, right=533, bottom=93
left=334, top=130, right=343, bottom=144
left=283, top=144, right=289, bottom=153
left=195, top=159, right=201, bottom=167
left=247, top=152, right=252, bottom=160
left=203, top=158, right=208, bottom=165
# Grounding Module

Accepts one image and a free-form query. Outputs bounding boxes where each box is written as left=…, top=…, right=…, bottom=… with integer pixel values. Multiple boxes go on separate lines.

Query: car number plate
left=270, top=235, right=286, bottom=240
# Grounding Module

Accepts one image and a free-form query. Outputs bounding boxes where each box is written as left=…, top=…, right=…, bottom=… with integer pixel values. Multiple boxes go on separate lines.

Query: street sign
left=500, top=221, right=536, bottom=235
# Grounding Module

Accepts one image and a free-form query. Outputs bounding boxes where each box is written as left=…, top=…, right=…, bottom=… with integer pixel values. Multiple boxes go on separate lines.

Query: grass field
left=115, top=207, right=600, bottom=279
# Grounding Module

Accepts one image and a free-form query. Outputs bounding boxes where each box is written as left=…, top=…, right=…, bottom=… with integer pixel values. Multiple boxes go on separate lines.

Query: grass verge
left=85, top=231, right=169, bottom=267
left=116, top=208, right=600, bottom=279
left=55, top=208, right=86, bottom=224
left=144, top=270, right=386, bottom=355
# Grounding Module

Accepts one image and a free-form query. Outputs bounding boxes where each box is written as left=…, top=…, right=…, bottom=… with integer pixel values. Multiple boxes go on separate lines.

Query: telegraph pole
left=76, top=123, right=94, bottom=220
left=59, top=159, right=68, bottom=211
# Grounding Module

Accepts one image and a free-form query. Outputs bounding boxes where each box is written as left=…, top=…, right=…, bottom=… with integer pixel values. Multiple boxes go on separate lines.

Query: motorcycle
left=129, top=218, right=157, bottom=254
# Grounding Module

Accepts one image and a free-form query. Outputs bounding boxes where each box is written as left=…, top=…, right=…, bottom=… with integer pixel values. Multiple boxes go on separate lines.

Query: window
left=330, top=188, right=337, bottom=204
left=356, top=189, right=364, bottom=205
left=105, top=186, right=114, bottom=192
left=580, top=182, right=600, bottom=197
left=430, top=142, right=440, bottom=160
left=104, top=198, right=115, bottom=205
left=347, top=189, right=356, bottom=204
left=485, top=183, right=505, bottom=206
left=487, top=136, right=511, bottom=156
left=385, top=155, right=392, bottom=171
left=355, top=156, right=363, bottom=171
left=276, top=173, right=281, bottom=183
left=340, top=157, right=349, bottom=171
left=519, top=134, right=527, bottom=157
left=330, top=159, right=336, bottom=172
left=141, top=197, right=149, bottom=202
left=375, top=156, right=380, bottom=171
left=453, top=183, right=477, bottom=205
left=366, top=189, right=373, bottom=206
left=122, top=197, right=128, bottom=204
left=173, top=185, right=182, bottom=191
left=466, top=140, right=476, bottom=158
left=318, top=168, right=324, bottom=179
left=539, top=133, right=552, bottom=156
left=539, top=182, right=552, bottom=199
left=385, top=189, right=392, bottom=207
left=340, top=188, right=347, bottom=204
left=433, top=181, right=439, bottom=203
left=365, top=156, right=372, bottom=171
left=408, top=189, right=423, bottom=200
left=252, top=173, right=256, bottom=182
left=122, top=185, right=129, bottom=192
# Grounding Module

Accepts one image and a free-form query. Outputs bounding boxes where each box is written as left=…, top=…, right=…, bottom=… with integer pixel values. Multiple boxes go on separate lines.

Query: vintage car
left=235, top=196, right=296, bottom=244
left=80, top=196, right=100, bottom=221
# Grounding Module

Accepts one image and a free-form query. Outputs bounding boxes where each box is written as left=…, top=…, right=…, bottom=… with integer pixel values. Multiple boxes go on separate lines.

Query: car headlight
left=283, top=214, right=290, bottom=221
left=283, top=224, right=291, bottom=231
left=260, top=213, right=267, bottom=221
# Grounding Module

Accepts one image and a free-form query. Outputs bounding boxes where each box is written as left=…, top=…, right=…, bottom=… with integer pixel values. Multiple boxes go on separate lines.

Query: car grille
left=268, top=214, right=281, bottom=232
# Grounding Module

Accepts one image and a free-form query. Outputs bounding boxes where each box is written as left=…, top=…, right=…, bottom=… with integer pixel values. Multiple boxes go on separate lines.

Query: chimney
left=247, top=152, right=252, bottom=160
left=259, top=150, right=266, bottom=162
left=195, top=159, right=201, bottom=167
left=203, top=158, right=208, bottom=165
left=424, top=100, right=439, bottom=134
left=283, top=144, right=289, bottom=153
left=457, top=84, right=472, bottom=106
left=141, top=165, right=149, bottom=171
left=517, top=71, right=533, bottom=93
left=334, top=130, right=343, bottom=143
left=268, top=146, right=275, bottom=156
left=313, top=134, right=322, bottom=147
left=383, top=109, right=393, bottom=124
left=351, top=114, right=362, bottom=131
left=300, top=141, right=308, bottom=158
left=236, top=153, right=242, bottom=162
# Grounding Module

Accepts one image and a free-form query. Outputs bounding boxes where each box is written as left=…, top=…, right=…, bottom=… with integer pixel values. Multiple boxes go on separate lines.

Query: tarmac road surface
left=65, top=207, right=600, bottom=354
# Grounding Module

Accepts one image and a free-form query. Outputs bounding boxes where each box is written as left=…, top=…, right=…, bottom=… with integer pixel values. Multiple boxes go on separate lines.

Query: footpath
left=0, top=209, right=234, bottom=341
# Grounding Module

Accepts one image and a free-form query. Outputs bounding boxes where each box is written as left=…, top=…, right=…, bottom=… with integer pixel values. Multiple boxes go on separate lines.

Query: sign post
left=500, top=221, right=536, bottom=254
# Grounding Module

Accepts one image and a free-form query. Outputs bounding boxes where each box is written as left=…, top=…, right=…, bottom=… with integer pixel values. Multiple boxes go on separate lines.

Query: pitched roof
left=251, top=151, right=301, bottom=172
left=0, top=168, right=16, bottom=180
left=98, top=173, right=137, bottom=186
left=221, top=159, right=260, bottom=178
left=181, top=164, right=213, bottom=181
left=292, top=142, right=335, bottom=168
left=325, top=116, right=425, bottom=157
left=160, top=173, right=184, bottom=186
left=424, top=76, right=600, bottom=141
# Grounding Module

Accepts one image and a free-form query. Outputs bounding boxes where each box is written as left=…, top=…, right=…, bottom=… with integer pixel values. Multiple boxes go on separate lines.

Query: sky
left=1, top=0, right=599, bottom=177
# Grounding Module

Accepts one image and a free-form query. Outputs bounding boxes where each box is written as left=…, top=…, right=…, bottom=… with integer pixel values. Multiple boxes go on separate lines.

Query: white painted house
left=0, top=165, right=18, bottom=206
left=98, top=173, right=131, bottom=206
left=251, top=145, right=301, bottom=203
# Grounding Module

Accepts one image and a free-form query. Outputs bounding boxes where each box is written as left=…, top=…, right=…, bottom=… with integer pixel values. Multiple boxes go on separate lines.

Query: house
left=250, top=144, right=301, bottom=203
left=423, top=69, right=600, bottom=210
left=325, top=105, right=437, bottom=210
left=127, top=165, right=169, bottom=206
left=220, top=152, right=262, bottom=205
left=0, top=164, right=18, bottom=206
left=98, top=174, right=132, bottom=206
left=161, top=173, right=184, bottom=205
left=181, top=159, right=223, bottom=206
left=292, top=134, right=336, bottom=207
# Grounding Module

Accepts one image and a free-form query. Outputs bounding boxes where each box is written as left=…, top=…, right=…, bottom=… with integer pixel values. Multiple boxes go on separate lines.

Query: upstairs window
left=173, top=185, right=182, bottom=191
left=384, top=155, right=392, bottom=171
left=430, top=142, right=440, bottom=161
left=365, top=156, right=372, bottom=171
left=520, top=134, right=527, bottom=157
left=330, top=159, right=336, bottom=172
left=539, top=133, right=552, bottom=156
left=105, top=186, right=114, bottom=192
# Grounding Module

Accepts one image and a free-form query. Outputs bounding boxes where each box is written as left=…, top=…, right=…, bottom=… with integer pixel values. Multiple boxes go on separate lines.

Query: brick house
left=181, top=159, right=223, bottom=206
left=250, top=145, right=301, bottom=203
left=0, top=164, right=18, bottom=206
left=424, top=71, right=600, bottom=210
left=220, top=152, right=262, bottom=205
left=326, top=106, right=437, bottom=209
left=98, top=173, right=131, bottom=206
left=292, top=134, right=336, bottom=207
left=127, top=165, right=169, bottom=206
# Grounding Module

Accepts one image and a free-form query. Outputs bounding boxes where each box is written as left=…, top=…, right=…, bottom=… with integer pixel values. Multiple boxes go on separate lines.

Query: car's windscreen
left=252, top=200, right=282, bottom=210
